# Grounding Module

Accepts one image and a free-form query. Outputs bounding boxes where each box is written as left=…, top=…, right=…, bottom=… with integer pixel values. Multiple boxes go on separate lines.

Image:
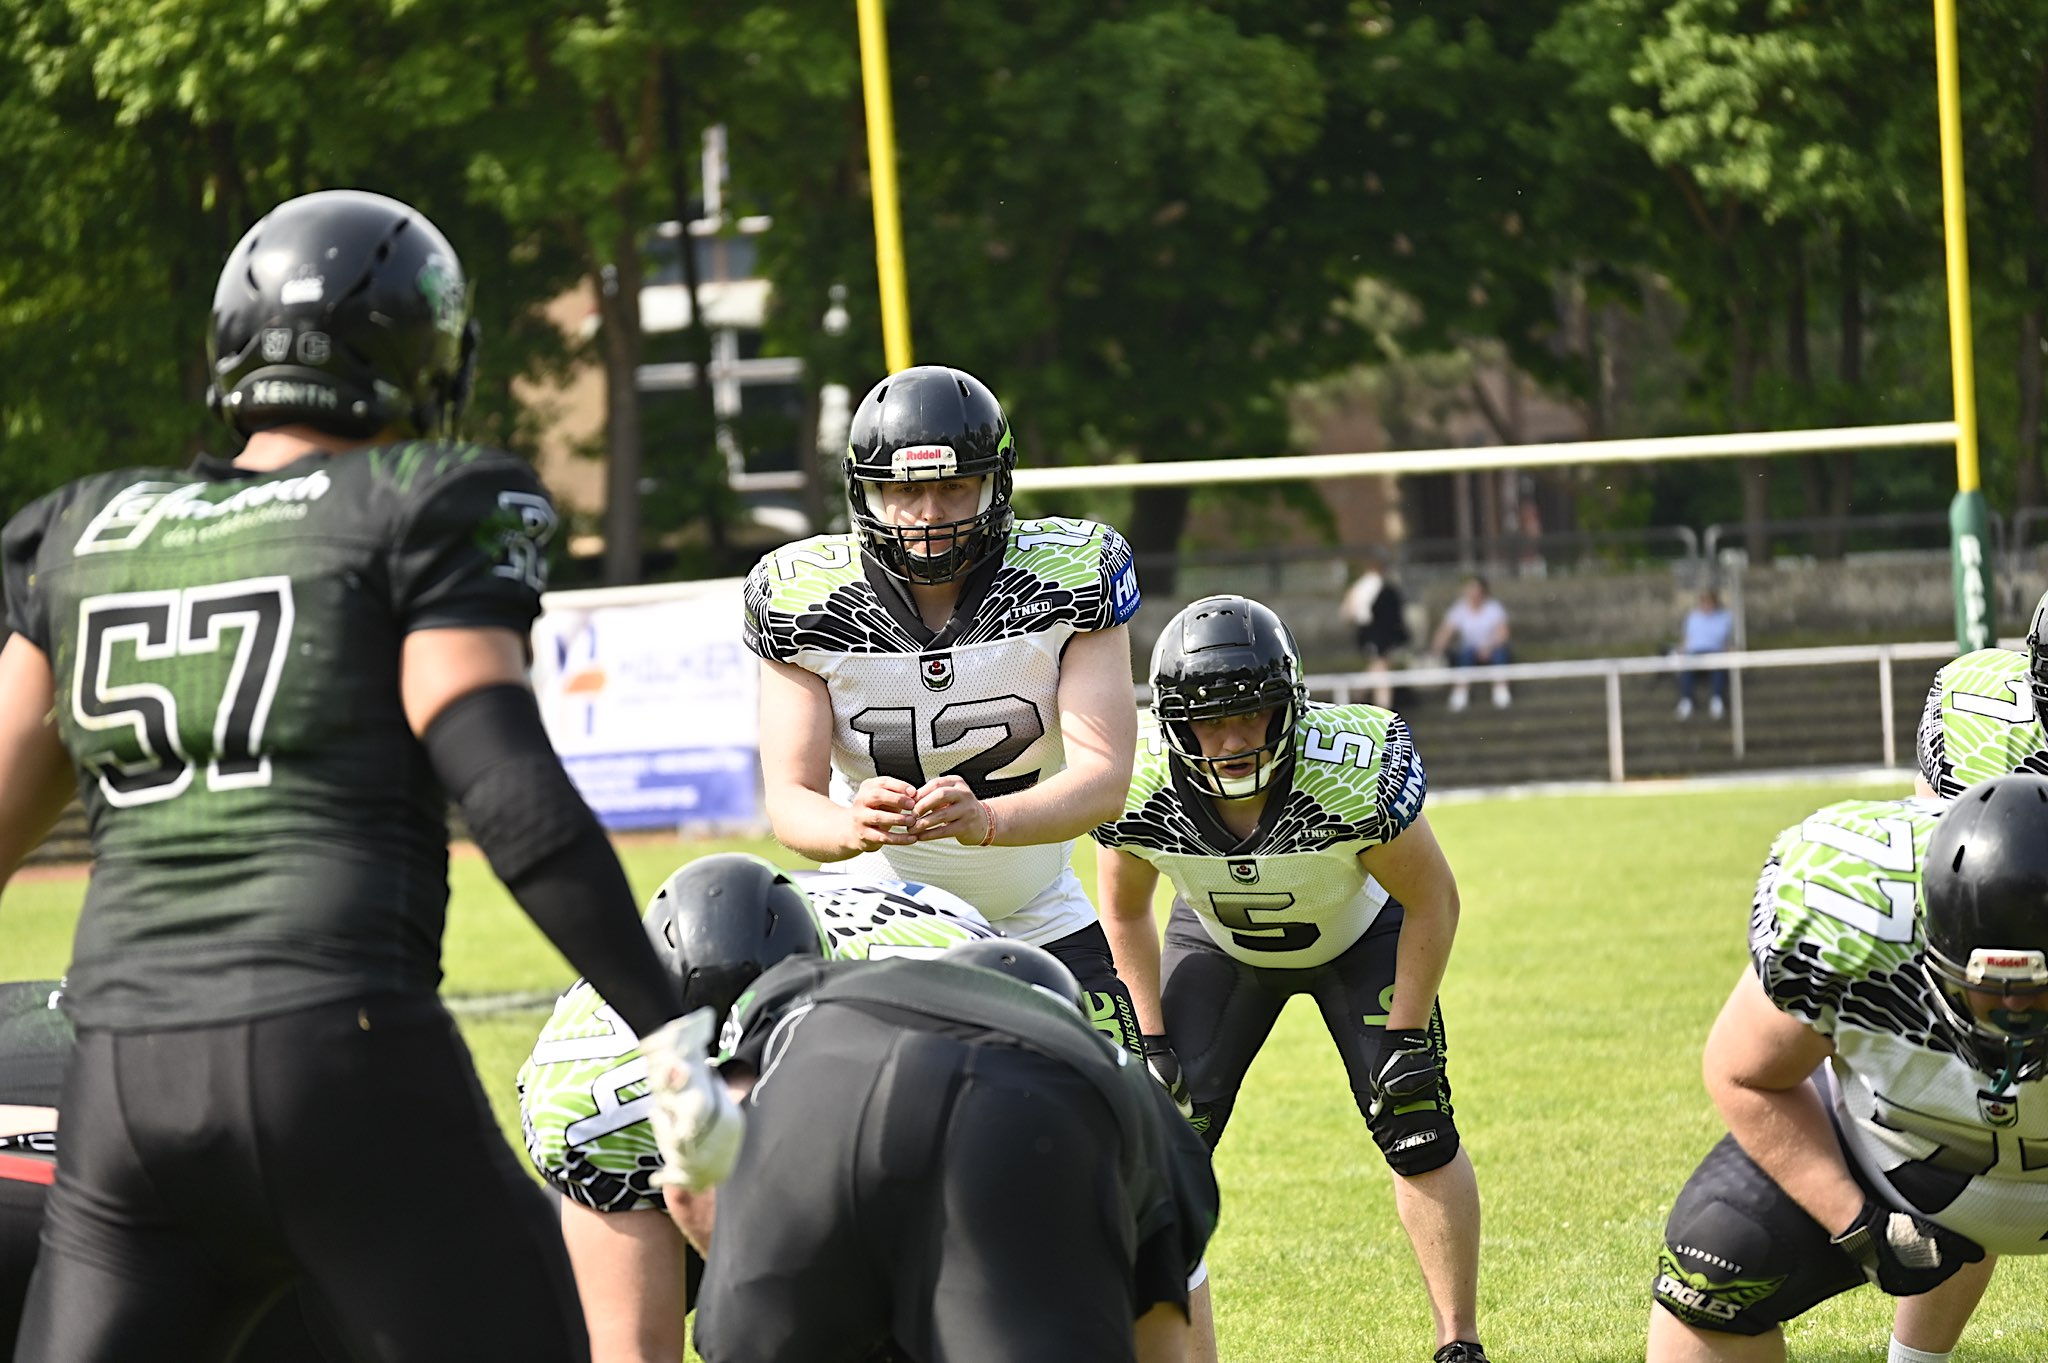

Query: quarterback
left=1649, top=777, right=2048, bottom=1362
left=518, top=854, right=996, bottom=1363
left=743, top=364, right=1145, bottom=1055
left=1093, top=595, right=1489, bottom=1363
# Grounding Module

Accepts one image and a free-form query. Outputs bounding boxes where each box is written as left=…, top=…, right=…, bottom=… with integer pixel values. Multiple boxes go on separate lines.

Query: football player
left=1093, top=595, right=1490, bottom=1363
left=518, top=853, right=999, bottom=1363
left=0, top=190, right=683, bottom=1360
left=1913, top=588, right=2048, bottom=799
left=1647, top=775, right=2048, bottom=1362
left=744, top=364, right=1147, bottom=1058
left=1893, top=588, right=2048, bottom=1360
left=644, top=938, right=1219, bottom=1363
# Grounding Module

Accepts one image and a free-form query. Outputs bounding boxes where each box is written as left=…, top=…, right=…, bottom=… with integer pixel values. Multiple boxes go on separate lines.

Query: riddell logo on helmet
left=892, top=444, right=957, bottom=479
left=1969, top=948, right=2048, bottom=982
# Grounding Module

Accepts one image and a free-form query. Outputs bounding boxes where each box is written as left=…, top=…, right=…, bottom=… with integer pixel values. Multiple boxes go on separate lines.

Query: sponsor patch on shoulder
left=1109, top=560, right=1140, bottom=624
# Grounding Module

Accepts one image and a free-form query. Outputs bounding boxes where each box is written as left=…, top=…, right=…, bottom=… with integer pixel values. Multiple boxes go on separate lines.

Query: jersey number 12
left=851, top=696, right=1045, bottom=797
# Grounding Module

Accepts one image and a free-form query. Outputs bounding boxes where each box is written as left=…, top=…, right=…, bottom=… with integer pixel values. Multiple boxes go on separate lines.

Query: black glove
left=1141, top=1034, right=1194, bottom=1120
left=1829, top=1199, right=1985, bottom=1296
left=1369, top=1028, right=1440, bottom=1120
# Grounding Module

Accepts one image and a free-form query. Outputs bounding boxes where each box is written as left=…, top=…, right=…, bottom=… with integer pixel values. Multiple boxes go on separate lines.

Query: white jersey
left=744, top=517, right=1139, bottom=942
left=1751, top=798, right=2048, bottom=1254
left=516, top=870, right=993, bottom=1213
left=1092, top=704, right=1425, bottom=969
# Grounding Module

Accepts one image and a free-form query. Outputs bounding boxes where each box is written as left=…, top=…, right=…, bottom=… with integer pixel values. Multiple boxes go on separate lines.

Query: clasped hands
left=848, top=775, right=993, bottom=851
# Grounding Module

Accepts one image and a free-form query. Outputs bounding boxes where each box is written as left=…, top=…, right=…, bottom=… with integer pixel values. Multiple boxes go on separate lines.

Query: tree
left=0, top=0, right=581, bottom=520
left=737, top=2, right=1404, bottom=588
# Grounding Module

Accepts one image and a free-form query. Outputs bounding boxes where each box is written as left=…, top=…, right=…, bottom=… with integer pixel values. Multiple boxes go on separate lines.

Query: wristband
left=977, top=799, right=998, bottom=847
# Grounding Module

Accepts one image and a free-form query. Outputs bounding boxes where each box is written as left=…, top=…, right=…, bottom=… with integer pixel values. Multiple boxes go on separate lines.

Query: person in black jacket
left=1341, top=552, right=1412, bottom=708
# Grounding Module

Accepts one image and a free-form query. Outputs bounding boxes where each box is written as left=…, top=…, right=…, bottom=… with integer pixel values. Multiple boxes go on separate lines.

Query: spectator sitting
left=1339, top=552, right=1411, bottom=708
left=1431, top=574, right=1511, bottom=712
left=1675, top=587, right=1734, bottom=721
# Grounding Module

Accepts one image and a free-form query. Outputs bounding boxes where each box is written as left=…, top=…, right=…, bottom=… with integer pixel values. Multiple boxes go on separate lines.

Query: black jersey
left=725, top=956, right=1217, bottom=1271
left=1, top=445, right=557, bottom=1030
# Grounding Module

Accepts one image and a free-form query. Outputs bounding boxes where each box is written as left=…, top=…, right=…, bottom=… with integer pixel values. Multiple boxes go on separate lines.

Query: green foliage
left=13, top=0, right=2048, bottom=560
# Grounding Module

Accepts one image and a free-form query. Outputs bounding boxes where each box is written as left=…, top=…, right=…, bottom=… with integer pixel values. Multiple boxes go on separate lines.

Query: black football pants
left=15, top=993, right=588, bottom=1363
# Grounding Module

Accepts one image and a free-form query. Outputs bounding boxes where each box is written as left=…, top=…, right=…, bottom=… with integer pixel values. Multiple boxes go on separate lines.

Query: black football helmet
left=844, top=365, right=1015, bottom=584
left=642, top=854, right=828, bottom=1047
left=940, top=938, right=1084, bottom=1010
left=1920, top=775, right=2048, bottom=1086
left=208, top=189, right=478, bottom=440
left=1150, top=595, right=1307, bottom=799
left=2025, top=589, right=2048, bottom=725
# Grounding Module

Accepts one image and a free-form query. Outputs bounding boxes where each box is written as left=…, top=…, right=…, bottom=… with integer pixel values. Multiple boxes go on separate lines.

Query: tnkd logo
left=921, top=653, right=954, bottom=692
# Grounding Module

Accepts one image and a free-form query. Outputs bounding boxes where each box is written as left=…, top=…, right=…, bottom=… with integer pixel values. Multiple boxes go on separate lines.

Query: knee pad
left=1360, top=1092, right=1460, bottom=1177
left=1652, top=1167, right=1825, bottom=1337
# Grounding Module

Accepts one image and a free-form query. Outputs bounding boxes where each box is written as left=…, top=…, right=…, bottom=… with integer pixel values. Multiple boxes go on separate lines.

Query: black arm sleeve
left=422, top=683, right=683, bottom=1038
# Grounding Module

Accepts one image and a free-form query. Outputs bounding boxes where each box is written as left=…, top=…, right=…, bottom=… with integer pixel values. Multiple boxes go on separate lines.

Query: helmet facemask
left=1922, top=944, right=2048, bottom=1089
left=847, top=458, right=1011, bottom=585
left=1154, top=674, right=1302, bottom=800
left=843, top=367, right=1018, bottom=585
left=1150, top=595, right=1308, bottom=801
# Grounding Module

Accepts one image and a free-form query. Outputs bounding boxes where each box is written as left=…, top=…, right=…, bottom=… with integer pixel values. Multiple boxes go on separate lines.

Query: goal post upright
left=1935, top=0, right=1993, bottom=652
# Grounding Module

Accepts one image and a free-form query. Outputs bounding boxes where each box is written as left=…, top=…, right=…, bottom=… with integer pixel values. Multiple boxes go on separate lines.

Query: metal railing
left=1300, top=640, right=1979, bottom=784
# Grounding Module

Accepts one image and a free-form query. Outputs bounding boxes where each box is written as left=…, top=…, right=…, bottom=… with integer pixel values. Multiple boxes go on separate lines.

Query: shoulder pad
left=1292, top=705, right=1426, bottom=840
left=380, top=443, right=556, bottom=627
left=1006, top=518, right=1139, bottom=628
left=752, top=535, right=865, bottom=607
left=1755, top=799, right=1932, bottom=988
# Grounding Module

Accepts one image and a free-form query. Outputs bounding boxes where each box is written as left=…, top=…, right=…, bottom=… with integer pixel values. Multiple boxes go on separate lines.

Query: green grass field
left=7, top=784, right=2046, bottom=1361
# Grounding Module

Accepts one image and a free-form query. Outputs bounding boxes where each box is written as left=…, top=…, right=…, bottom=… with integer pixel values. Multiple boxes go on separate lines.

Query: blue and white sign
left=532, top=579, right=760, bottom=831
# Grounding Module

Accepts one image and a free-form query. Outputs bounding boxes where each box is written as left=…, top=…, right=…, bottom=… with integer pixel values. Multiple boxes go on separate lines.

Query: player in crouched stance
left=518, top=854, right=1000, bottom=1363
left=1887, top=592, right=2048, bottom=1358
left=1093, top=595, right=1490, bottom=1363
left=644, top=937, right=1218, bottom=1363
left=1647, top=775, right=2048, bottom=1362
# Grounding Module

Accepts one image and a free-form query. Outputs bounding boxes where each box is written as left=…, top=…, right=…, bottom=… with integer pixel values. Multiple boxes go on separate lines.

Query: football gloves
left=641, top=1008, right=746, bottom=1193
left=1368, top=1028, right=1439, bottom=1121
left=1829, top=1199, right=1985, bottom=1296
left=1141, top=1034, right=1194, bottom=1120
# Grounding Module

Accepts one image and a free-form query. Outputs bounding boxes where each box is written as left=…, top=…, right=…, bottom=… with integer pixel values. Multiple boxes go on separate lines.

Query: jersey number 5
left=71, top=578, right=295, bottom=807
left=851, top=697, right=1045, bottom=797
left=1209, top=891, right=1321, bottom=953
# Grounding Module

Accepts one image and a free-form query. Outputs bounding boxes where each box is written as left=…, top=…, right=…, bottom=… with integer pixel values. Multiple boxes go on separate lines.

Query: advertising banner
left=531, top=578, right=760, bottom=831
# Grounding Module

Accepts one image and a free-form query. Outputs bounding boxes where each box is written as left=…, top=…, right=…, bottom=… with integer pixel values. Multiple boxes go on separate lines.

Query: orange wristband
left=976, top=800, right=998, bottom=847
